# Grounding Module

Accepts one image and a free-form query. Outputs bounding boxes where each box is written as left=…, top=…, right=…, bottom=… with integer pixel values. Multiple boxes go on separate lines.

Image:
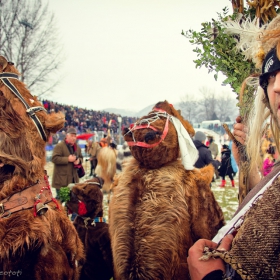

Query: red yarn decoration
left=78, top=201, right=87, bottom=216
left=33, top=199, right=41, bottom=217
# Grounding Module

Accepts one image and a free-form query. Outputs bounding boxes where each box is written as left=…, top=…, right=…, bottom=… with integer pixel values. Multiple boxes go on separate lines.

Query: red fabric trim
left=78, top=201, right=87, bottom=215
left=127, top=116, right=170, bottom=148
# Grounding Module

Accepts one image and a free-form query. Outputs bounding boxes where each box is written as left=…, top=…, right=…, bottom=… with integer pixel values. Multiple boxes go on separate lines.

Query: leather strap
left=0, top=178, right=55, bottom=218
left=0, top=73, right=47, bottom=141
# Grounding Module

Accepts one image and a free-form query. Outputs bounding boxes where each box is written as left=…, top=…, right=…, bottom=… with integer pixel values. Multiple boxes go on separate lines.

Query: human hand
left=233, top=116, right=247, bottom=145
left=232, top=116, right=247, bottom=165
left=187, top=234, right=233, bottom=280
left=68, top=154, right=77, bottom=162
left=74, top=158, right=80, bottom=165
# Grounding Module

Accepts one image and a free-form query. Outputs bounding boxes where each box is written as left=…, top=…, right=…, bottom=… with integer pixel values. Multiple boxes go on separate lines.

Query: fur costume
left=66, top=177, right=114, bottom=280
left=95, top=147, right=117, bottom=193
left=109, top=100, right=225, bottom=280
left=0, top=56, right=84, bottom=279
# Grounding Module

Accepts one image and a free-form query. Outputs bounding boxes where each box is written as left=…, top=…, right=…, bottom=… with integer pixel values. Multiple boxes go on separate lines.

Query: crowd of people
left=41, top=99, right=137, bottom=145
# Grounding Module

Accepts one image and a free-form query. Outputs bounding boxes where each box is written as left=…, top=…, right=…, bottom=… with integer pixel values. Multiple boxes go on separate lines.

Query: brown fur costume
left=95, top=146, right=117, bottom=193
left=67, top=177, right=114, bottom=280
left=0, top=56, right=84, bottom=279
left=109, top=100, right=225, bottom=280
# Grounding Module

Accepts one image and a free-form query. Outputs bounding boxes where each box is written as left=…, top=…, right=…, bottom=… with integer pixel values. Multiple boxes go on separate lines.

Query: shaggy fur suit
left=109, top=100, right=225, bottom=279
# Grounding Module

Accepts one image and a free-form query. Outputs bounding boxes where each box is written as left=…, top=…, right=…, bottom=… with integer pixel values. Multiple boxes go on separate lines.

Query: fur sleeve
left=190, top=165, right=225, bottom=241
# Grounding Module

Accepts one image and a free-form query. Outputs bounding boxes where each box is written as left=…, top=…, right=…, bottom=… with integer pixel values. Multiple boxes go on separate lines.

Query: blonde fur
left=95, top=147, right=117, bottom=193
left=246, top=86, right=280, bottom=173
left=246, top=87, right=272, bottom=171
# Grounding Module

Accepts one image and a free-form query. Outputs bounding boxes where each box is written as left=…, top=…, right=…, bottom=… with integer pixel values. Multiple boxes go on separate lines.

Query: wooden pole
left=223, top=123, right=249, bottom=204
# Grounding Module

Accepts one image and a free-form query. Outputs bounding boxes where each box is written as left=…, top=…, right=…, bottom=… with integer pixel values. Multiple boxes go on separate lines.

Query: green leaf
left=59, top=187, right=71, bottom=202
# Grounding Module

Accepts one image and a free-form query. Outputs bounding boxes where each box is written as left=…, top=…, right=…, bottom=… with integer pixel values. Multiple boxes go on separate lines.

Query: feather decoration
left=245, top=76, right=260, bottom=88
left=221, top=14, right=268, bottom=68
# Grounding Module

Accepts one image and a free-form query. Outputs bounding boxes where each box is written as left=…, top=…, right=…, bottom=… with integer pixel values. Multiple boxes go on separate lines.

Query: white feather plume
left=221, top=14, right=267, bottom=66
left=245, top=76, right=260, bottom=88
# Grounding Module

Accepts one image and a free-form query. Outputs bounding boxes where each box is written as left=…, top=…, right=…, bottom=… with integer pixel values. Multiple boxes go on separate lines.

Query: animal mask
left=67, top=177, right=104, bottom=217
left=123, top=100, right=197, bottom=169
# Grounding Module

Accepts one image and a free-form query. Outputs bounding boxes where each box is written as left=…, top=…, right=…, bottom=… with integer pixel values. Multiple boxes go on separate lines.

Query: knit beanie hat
left=194, top=131, right=206, bottom=142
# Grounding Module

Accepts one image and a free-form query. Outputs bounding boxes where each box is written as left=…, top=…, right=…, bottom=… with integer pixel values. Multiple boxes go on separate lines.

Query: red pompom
left=78, top=201, right=87, bottom=216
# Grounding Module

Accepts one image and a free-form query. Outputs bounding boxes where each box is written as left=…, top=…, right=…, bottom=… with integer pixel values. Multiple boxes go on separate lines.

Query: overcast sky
left=47, top=0, right=234, bottom=112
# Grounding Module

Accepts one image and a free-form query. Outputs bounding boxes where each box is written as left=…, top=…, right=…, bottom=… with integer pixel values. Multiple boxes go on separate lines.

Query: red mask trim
left=127, top=108, right=170, bottom=148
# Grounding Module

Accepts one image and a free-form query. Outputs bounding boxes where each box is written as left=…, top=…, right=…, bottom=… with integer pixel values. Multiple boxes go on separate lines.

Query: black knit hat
left=260, top=48, right=280, bottom=91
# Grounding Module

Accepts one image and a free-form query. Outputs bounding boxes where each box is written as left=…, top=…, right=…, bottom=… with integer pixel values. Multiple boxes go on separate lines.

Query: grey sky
left=48, top=0, right=234, bottom=112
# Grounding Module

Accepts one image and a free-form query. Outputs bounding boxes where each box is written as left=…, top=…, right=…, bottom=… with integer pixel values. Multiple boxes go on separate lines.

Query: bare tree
left=179, top=87, right=239, bottom=124
left=0, top=0, right=63, bottom=97
left=216, top=93, right=239, bottom=122
left=179, top=94, right=200, bottom=123
left=199, top=87, right=217, bottom=120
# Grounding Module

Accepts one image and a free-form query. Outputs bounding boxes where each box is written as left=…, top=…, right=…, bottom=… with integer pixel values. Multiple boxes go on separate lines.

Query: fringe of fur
left=109, top=158, right=224, bottom=280
left=95, top=147, right=117, bottom=193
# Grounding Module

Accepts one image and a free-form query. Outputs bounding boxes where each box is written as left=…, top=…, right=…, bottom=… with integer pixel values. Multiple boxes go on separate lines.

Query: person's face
left=267, top=70, right=280, bottom=128
left=66, top=133, right=77, bottom=145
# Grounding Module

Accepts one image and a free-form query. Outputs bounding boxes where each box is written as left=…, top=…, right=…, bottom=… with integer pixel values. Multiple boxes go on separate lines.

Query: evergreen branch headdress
left=221, top=13, right=280, bottom=71
left=222, top=13, right=280, bottom=108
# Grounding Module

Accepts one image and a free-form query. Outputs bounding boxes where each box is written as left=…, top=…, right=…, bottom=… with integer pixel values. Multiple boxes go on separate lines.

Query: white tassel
left=221, top=14, right=267, bottom=66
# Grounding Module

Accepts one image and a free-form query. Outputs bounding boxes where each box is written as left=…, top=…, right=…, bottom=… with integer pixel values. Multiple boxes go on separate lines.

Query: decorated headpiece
left=222, top=14, right=280, bottom=91
left=259, top=47, right=280, bottom=91
left=125, top=108, right=198, bottom=170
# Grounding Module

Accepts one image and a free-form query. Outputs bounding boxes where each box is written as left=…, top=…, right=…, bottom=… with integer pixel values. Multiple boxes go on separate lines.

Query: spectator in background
left=262, top=144, right=277, bottom=176
left=100, top=134, right=108, bottom=148
left=208, top=135, right=220, bottom=181
left=51, top=127, right=83, bottom=198
left=218, top=144, right=235, bottom=187
left=228, top=140, right=238, bottom=177
left=208, top=135, right=219, bottom=159
left=87, top=139, right=101, bottom=177
left=193, top=131, right=220, bottom=171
